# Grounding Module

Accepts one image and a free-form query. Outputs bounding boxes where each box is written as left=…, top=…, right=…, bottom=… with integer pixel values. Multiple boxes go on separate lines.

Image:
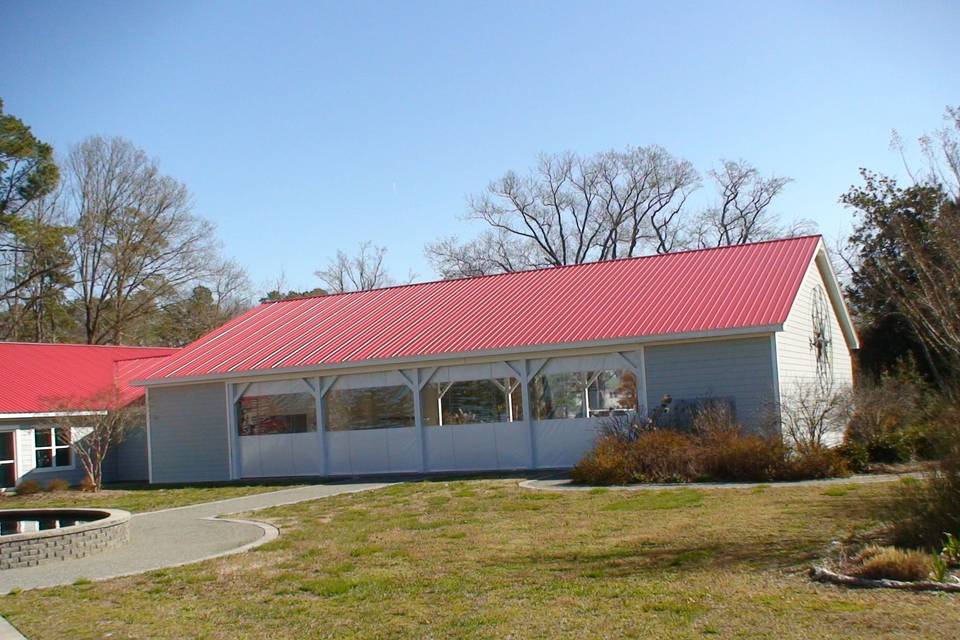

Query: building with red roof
left=0, top=344, right=177, bottom=488
left=132, top=235, right=857, bottom=484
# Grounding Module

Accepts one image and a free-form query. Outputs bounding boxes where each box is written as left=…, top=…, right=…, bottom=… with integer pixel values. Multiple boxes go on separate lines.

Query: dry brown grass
left=850, top=546, right=933, bottom=582
left=0, top=479, right=957, bottom=639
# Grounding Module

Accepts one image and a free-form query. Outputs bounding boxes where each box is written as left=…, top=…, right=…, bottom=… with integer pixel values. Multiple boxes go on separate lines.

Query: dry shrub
left=699, top=429, right=787, bottom=482
left=574, top=402, right=853, bottom=486
left=890, top=446, right=960, bottom=549
left=571, top=434, right=635, bottom=485
left=783, top=447, right=850, bottom=481
left=572, top=431, right=698, bottom=485
left=626, top=430, right=699, bottom=483
left=45, top=478, right=70, bottom=492
left=850, top=545, right=932, bottom=582
left=15, top=480, right=42, bottom=495
left=78, top=475, right=97, bottom=492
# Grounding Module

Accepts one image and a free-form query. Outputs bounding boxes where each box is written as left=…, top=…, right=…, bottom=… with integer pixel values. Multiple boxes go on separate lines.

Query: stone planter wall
left=0, top=509, right=130, bottom=570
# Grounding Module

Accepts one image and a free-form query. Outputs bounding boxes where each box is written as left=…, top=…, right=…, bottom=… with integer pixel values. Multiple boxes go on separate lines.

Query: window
left=35, top=427, right=71, bottom=468
left=422, top=377, right=523, bottom=426
left=326, top=385, right=414, bottom=431
left=0, top=432, right=15, bottom=488
left=531, top=369, right=637, bottom=420
left=238, top=393, right=317, bottom=436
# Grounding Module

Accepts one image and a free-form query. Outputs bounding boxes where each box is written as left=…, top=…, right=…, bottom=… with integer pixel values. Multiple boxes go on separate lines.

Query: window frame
left=33, top=426, right=73, bottom=472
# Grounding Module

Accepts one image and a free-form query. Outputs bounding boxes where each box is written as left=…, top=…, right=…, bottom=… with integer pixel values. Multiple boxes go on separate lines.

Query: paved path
left=519, top=472, right=921, bottom=492
left=0, top=481, right=390, bottom=595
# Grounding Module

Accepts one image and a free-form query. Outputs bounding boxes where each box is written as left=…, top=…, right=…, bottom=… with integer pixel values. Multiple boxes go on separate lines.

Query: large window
left=238, top=393, right=317, bottom=436
left=35, top=427, right=71, bottom=468
left=422, top=378, right=523, bottom=426
left=326, top=385, right=415, bottom=431
left=531, top=369, right=637, bottom=420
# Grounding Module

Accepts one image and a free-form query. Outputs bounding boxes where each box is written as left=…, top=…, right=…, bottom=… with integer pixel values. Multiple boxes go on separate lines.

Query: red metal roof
left=143, top=235, right=822, bottom=382
left=0, top=343, right=178, bottom=414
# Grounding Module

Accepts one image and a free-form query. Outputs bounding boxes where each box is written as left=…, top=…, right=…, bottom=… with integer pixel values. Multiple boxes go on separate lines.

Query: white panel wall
left=532, top=418, right=601, bottom=468
left=776, top=256, right=855, bottom=396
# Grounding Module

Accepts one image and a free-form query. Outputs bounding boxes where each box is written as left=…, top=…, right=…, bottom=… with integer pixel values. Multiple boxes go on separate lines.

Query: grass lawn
left=0, top=482, right=303, bottom=513
left=2, top=479, right=957, bottom=639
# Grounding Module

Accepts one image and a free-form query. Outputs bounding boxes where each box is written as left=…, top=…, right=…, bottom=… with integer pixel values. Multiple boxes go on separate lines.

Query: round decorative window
left=809, top=285, right=833, bottom=390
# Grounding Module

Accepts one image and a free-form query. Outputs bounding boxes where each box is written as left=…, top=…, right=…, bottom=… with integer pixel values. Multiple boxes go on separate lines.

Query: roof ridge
left=265, top=234, right=823, bottom=305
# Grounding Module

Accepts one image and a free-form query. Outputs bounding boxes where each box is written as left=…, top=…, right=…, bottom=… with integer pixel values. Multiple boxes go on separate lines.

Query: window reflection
left=238, top=393, right=317, bottom=436
left=422, top=378, right=523, bottom=426
left=531, top=369, right=637, bottom=420
left=326, top=385, right=415, bottom=431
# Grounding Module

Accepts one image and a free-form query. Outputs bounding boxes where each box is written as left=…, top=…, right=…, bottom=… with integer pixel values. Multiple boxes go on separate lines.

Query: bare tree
left=779, top=380, right=853, bottom=452
left=685, top=160, right=804, bottom=248
left=426, top=146, right=700, bottom=278
left=65, top=137, right=218, bottom=344
left=426, top=229, right=544, bottom=278
left=315, top=241, right=402, bottom=293
left=893, top=105, right=960, bottom=201
left=45, top=389, right=144, bottom=491
left=426, top=147, right=796, bottom=279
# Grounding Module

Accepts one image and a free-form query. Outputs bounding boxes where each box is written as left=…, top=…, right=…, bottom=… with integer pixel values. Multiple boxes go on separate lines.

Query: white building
left=131, top=235, right=857, bottom=483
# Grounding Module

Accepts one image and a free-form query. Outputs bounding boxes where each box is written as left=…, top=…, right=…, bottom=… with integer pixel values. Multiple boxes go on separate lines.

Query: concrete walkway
left=519, top=472, right=921, bottom=492
left=0, top=481, right=390, bottom=595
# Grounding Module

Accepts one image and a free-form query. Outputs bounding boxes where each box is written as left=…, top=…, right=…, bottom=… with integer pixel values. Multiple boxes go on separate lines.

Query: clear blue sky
left=2, top=0, right=957, bottom=291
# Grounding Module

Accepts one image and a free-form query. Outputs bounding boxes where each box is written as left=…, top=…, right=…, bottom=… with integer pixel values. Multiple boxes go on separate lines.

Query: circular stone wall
left=0, top=508, right=130, bottom=570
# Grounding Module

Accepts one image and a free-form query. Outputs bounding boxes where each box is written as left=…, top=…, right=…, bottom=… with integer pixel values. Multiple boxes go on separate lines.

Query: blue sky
left=2, top=1, right=957, bottom=291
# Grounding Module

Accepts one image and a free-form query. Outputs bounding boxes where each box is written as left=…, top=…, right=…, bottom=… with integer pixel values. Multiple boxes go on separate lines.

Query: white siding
left=776, top=255, right=855, bottom=398
left=644, top=337, right=777, bottom=430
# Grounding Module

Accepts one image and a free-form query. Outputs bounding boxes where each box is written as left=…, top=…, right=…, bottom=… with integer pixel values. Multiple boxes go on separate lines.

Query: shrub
left=45, top=478, right=70, bottom=492
left=575, top=406, right=853, bottom=485
left=625, top=430, right=699, bottom=483
left=572, top=430, right=698, bottom=485
left=15, top=480, right=42, bottom=495
left=783, top=447, right=850, bottom=481
left=850, top=545, right=932, bottom=582
left=78, top=475, right=97, bottom=492
left=835, top=439, right=869, bottom=473
left=571, top=434, right=636, bottom=485
left=698, top=429, right=787, bottom=482
left=863, top=430, right=914, bottom=464
left=890, top=450, right=960, bottom=549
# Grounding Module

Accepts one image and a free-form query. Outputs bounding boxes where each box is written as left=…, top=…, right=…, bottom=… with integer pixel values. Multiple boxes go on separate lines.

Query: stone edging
left=0, top=509, right=130, bottom=570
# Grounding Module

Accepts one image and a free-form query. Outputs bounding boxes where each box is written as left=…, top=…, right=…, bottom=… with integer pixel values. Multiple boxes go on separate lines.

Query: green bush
left=835, top=440, right=869, bottom=473
left=864, top=430, right=914, bottom=464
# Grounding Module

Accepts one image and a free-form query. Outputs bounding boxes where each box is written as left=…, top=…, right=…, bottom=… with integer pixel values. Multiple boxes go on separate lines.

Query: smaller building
left=0, top=343, right=177, bottom=488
